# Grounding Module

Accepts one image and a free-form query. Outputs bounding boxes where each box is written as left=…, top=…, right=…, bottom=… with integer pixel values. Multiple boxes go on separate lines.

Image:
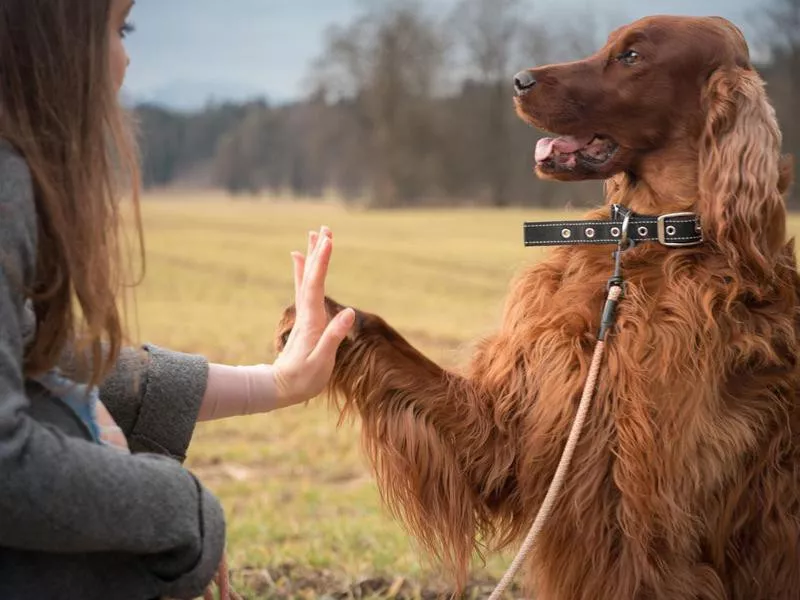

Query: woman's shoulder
left=0, top=138, right=35, bottom=218
left=0, top=138, right=33, bottom=188
left=0, top=138, right=37, bottom=280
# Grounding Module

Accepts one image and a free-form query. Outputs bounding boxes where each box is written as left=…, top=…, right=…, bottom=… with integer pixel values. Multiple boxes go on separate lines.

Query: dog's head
left=513, top=15, right=755, bottom=182
left=514, top=14, right=792, bottom=275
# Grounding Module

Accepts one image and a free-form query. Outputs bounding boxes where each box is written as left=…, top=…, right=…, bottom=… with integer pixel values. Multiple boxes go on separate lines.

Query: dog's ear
left=697, top=67, right=786, bottom=278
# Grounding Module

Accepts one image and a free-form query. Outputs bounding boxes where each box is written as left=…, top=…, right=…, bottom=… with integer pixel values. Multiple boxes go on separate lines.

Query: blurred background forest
left=131, top=0, right=800, bottom=209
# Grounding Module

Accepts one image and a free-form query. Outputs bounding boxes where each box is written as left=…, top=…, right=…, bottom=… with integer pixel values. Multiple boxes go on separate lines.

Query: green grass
left=130, top=193, right=800, bottom=598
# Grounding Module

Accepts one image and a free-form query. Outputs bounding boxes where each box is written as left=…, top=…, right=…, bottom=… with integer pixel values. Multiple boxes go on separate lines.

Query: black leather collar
left=523, top=205, right=703, bottom=248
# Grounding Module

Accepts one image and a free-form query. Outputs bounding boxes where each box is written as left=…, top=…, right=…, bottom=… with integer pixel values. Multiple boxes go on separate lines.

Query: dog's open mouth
left=535, top=134, right=619, bottom=172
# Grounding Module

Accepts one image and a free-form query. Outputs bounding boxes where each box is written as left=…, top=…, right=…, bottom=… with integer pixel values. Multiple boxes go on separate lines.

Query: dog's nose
left=514, top=70, right=537, bottom=96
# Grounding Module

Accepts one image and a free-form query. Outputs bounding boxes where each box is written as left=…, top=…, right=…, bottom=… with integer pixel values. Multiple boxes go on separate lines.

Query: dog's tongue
left=535, top=135, right=594, bottom=163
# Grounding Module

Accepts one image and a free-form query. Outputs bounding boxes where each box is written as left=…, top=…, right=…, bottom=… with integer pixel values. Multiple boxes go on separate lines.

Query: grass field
left=131, top=193, right=800, bottom=599
left=131, top=192, right=566, bottom=599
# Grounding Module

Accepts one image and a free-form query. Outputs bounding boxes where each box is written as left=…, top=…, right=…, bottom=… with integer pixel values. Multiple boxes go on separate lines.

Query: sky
left=123, top=0, right=763, bottom=111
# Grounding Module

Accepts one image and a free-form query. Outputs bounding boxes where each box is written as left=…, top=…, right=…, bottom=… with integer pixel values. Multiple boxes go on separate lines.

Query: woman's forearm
left=198, top=363, right=279, bottom=422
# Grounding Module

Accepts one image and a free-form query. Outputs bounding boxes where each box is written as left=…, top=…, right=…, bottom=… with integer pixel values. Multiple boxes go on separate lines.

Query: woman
left=0, top=0, right=354, bottom=598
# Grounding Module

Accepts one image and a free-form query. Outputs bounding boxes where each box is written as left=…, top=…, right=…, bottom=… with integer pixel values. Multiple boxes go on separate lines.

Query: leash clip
left=614, top=205, right=633, bottom=249
left=600, top=239, right=631, bottom=340
left=606, top=205, right=634, bottom=293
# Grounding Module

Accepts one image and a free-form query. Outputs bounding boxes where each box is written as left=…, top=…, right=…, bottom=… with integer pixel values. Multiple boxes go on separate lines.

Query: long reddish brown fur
left=278, top=15, right=800, bottom=600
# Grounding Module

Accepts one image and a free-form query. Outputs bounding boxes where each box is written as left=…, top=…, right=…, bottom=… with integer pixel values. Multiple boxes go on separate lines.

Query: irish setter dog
left=277, top=15, right=799, bottom=600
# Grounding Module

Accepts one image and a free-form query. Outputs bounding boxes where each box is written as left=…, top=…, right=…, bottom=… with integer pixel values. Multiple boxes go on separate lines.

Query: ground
left=130, top=193, right=800, bottom=599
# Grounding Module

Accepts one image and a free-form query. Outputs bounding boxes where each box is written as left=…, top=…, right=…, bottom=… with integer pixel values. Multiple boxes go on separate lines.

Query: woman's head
left=0, top=0, right=141, bottom=385
left=109, top=0, right=135, bottom=91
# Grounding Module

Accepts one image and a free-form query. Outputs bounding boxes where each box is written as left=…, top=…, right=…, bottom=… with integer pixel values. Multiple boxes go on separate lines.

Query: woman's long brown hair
left=0, top=0, right=142, bottom=386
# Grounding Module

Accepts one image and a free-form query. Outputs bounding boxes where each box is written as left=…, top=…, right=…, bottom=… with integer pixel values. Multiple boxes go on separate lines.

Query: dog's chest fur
left=508, top=247, right=800, bottom=599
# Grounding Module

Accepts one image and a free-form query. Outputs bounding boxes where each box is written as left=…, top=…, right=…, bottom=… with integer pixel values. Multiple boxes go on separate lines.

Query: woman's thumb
left=309, top=308, right=356, bottom=363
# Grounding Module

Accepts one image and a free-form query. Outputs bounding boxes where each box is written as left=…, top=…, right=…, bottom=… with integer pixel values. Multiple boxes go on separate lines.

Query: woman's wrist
left=198, top=363, right=280, bottom=422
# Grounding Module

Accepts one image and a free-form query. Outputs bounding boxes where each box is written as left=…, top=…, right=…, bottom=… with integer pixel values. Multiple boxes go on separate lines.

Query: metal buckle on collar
left=657, top=212, right=703, bottom=247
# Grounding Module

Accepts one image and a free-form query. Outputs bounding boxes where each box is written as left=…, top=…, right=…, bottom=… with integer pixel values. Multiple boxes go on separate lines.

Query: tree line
left=133, top=0, right=800, bottom=208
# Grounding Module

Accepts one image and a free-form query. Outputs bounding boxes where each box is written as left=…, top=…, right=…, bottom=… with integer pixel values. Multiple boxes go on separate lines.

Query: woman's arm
left=98, top=344, right=210, bottom=461
left=100, top=350, right=281, bottom=457
left=98, top=227, right=355, bottom=451
left=0, top=146, right=223, bottom=599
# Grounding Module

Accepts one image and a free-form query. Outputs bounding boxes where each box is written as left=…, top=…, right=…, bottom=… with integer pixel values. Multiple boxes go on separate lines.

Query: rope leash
left=488, top=210, right=640, bottom=600
left=200, top=205, right=698, bottom=600
left=205, top=287, right=613, bottom=600
left=487, top=285, right=621, bottom=600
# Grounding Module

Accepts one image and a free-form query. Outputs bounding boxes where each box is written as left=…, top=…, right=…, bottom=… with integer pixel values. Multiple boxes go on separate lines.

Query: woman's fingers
left=307, top=230, right=320, bottom=260
left=302, top=234, right=333, bottom=314
left=292, top=231, right=318, bottom=306
left=297, top=227, right=330, bottom=300
left=291, top=252, right=305, bottom=299
left=288, top=226, right=335, bottom=353
left=282, top=252, right=305, bottom=351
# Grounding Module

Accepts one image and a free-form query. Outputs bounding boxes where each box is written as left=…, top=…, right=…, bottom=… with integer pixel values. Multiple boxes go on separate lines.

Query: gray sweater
left=0, top=141, right=225, bottom=599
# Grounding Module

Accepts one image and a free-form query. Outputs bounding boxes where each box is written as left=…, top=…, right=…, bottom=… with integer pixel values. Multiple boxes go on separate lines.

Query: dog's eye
left=617, top=49, right=641, bottom=65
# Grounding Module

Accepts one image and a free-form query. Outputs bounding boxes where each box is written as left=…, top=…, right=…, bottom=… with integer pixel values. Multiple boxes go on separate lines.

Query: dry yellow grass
left=130, top=192, right=564, bottom=598
left=130, top=192, right=800, bottom=598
